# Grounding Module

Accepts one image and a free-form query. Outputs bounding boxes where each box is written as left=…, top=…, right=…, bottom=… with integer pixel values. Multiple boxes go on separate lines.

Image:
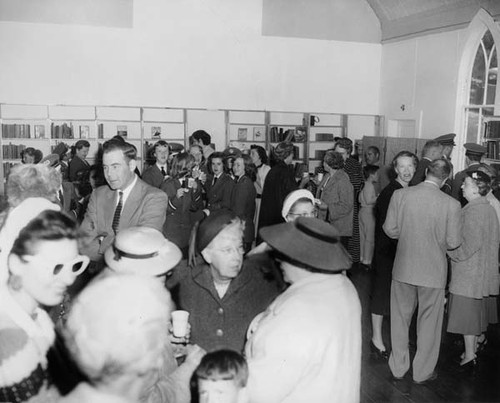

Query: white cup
left=317, top=172, right=324, bottom=182
left=187, top=177, right=195, bottom=188
left=171, top=310, right=190, bottom=338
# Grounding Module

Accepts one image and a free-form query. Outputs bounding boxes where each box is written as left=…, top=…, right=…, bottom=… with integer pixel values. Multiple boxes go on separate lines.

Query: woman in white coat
left=245, top=217, right=361, bottom=403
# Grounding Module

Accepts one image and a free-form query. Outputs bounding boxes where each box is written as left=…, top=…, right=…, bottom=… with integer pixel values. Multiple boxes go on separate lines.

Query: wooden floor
left=348, top=264, right=500, bottom=403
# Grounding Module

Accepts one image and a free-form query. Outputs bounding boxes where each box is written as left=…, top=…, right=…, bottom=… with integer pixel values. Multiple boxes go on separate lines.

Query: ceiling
left=365, top=0, right=500, bottom=42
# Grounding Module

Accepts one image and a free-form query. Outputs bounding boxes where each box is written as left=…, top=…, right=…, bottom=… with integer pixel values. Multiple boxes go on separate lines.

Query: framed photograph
left=238, top=128, right=248, bottom=141
left=117, top=125, right=128, bottom=138
left=253, top=126, right=265, bottom=140
left=34, top=125, right=45, bottom=139
left=79, top=125, right=89, bottom=139
left=151, top=126, right=162, bottom=139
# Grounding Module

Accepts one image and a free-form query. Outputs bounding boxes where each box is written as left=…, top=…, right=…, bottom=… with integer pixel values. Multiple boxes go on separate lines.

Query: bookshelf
left=483, top=118, right=500, bottom=161
left=0, top=103, right=382, bottom=194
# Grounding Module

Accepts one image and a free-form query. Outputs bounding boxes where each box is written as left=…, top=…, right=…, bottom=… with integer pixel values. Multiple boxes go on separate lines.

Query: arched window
left=464, top=30, right=497, bottom=145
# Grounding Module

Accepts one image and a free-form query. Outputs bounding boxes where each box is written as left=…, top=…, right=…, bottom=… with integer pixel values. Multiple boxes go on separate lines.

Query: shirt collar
left=119, top=174, right=138, bottom=204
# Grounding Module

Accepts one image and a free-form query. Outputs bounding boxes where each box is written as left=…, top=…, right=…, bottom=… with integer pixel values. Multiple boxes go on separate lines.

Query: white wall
left=0, top=0, right=381, bottom=116
left=380, top=29, right=465, bottom=141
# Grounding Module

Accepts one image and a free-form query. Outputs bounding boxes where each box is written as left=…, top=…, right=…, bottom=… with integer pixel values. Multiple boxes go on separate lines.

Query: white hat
left=281, top=189, right=315, bottom=220
left=104, top=227, right=182, bottom=276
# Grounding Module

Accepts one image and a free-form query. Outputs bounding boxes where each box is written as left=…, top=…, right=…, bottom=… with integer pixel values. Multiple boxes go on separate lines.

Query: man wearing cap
left=245, top=217, right=360, bottom=403
left=452, top=143, right=487, bottom=205
left=384, top=158, right=461, bottom=384
left=168, top=210, right=280, bottom=353
left=409, top=140, right=442, bottom=186
left=142, top=140, right=170, bottom=188
left=80, top=139, right=168, bottom=264
left=434, top=133, right=456, bottom=195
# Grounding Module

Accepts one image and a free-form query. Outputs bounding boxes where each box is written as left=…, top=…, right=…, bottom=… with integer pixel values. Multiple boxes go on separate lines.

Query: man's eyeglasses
left=22, top=254, right=90, bottom=276
left=287, top=209, right=318, bottom=218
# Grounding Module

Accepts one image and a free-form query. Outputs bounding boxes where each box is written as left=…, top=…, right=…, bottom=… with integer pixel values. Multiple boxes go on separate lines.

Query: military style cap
left=434, top=133, right=456, bottom=146
left=464, top=143, right=487, bottom=157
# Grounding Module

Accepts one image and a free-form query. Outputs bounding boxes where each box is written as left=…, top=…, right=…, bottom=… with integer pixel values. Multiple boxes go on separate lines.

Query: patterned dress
left=343, top=157, right=363, bottom=263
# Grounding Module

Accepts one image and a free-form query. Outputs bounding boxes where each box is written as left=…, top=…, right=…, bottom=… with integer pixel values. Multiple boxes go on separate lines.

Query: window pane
left=466, top=108, right=480, bottom=143
left=483, top=30, right=495, bottom=59
left=470, top=44, right=486, bottom=105
left=487, top=47, right=497, bottom=105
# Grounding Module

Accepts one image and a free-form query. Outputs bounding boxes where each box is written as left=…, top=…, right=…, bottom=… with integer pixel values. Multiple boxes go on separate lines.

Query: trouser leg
left=389, top=280, right=417, bottom=378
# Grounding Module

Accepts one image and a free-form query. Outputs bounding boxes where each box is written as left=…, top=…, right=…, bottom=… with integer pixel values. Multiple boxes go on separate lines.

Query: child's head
left=196, top=349, right=249, bottom=403
left=363, top=164, right=380, bottom=182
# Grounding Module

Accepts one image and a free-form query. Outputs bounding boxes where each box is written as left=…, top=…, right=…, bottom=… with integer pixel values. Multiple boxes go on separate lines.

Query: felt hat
left=466, top=170, right=491, bottom=183
left=464, top=143, right=487, bottom=157
left=169, top=143, right=185, bottom=156
left=52, top=142, right=69, bottom=157
left=196, top=210, right=237, bottom=253
left=39, top=153, right=60, bottom=168
left=104, top=227, right=182, bottom=276
left=223, top=147, right=242, bottom=159
left=260, top=217, right=352, bottom=272
left=434, top=133, right=456, bottom=146
left=281, top=189, right=315, bottom=220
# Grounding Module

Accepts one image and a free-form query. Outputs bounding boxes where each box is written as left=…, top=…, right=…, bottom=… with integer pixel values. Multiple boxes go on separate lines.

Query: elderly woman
left=258, top=141, right=298, bottom=232
left=230, top=154, right=257, bottom=252
left=370, top=151, right=417, bottom=358
left=0, top=198, right=89, bottom=403
left=447, top=171, right=500, bottom=371
left=245, top=218, right=360, bottom=403
left=161, top=152, right=206, bottom=257
left=60, top=275, right=173, bottom=402
left=317, top=150, right=354, bottom=246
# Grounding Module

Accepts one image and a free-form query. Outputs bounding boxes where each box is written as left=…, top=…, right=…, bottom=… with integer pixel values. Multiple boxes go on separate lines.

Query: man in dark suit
left=451, top=143, right=487, bottom=206
left=434, top=133, right=456, bottom=195
left=80, top=139, right=168, bottom=264
left=383, top=158, right=461, bottom=384
left=409, top=139, right=442, bottom=186
left=205, top=152, right=234, bottom=212
left=142, top=140, right=169, bottom=188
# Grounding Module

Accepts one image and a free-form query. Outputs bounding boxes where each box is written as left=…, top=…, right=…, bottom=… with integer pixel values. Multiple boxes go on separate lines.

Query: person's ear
left=201, top=248, right=212, bottom=264
left=128, top=159, right=137, bottom=172
left=8, top=254, right=25, bottom=276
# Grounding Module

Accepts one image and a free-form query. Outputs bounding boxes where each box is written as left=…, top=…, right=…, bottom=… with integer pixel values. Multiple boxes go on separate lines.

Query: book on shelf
left=316, top=133, right=334, bottom=142
left=2, top=124, right=31, bottom=139
left=51, top=123, right=74, bottom=139
left=485, top=121, right=500, bottom=139
left=2, top=143, right=26, bottom=159
left=98, top=123, right=104, bottom=139
left=486, top=140, right=498, bottom=160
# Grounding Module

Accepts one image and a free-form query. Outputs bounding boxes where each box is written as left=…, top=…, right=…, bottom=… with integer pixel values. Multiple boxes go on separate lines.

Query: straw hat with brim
left=104, top=227, right=182, bottom=276
left=260, top=217, right=352, bottom=272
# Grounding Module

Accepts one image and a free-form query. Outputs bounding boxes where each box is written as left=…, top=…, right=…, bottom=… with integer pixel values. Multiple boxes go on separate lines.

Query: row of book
left=2, top=124, right=32, bottom=138
left=3, top=143, right=26, bottom=159
left=269, top=127, right=307, bottom=143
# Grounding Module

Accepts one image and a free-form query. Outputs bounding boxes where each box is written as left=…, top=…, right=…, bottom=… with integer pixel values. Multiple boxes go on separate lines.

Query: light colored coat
left=383, top=181, right=461, bottom=289
left=448, top=197, right=500, bottom=299
left=245, top=273, right=361, bottom=403
left=80, top=177, right=168, bottom=261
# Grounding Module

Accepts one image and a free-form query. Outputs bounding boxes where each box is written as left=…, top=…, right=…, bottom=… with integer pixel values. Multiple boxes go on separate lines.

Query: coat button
left=216, top=329, right=224, bottom=337
left=218, top=308, right=224, bottom=315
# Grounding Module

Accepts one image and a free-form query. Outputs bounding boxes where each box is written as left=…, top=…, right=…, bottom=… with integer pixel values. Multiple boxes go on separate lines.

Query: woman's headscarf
left=0, top=197, right=60, bottom=286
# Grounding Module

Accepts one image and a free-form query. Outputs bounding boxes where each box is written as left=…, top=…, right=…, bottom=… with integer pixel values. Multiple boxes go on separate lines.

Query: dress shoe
left=457, top=358, right=476, bottom=375
left=413, top=371, right=438, bottom=385
left=370, top=340, right=389, bottom=360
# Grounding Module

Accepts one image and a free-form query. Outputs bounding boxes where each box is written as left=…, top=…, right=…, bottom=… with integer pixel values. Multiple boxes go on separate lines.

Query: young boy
left=359, top=164, right=379, bottom=268
left=195, top=350, right=249, bottom=403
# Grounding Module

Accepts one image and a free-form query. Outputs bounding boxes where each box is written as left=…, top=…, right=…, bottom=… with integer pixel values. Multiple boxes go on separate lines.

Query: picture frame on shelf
left=238, top=128, right=248, bottom=141
left=117, top=125, right=128, bottom=138
left=151, top=126, right=161, bottom=139
left=253, top=126, right=265, bottom=140
left=79, top=125, right=89, bottom=139
left=34, top=125, right=45, bottom=139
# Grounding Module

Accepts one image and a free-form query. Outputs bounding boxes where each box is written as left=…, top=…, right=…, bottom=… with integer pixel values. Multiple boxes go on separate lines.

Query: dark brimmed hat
left=464, top=143, right=487, bottom=157
left=260, top=217, right=352, bottom=272
left=223, top=147, right=242, bottom=159
left=39, top=153, right=60, bottom=168
left=169, top=142, right=185, bottom=155
left=196, top=210, right=237, bottom=253
left=104, top=227, right=182, bottom=276
left=434, top=133, right=456, bottom=146
left=466, top=170, right=491, bottom=184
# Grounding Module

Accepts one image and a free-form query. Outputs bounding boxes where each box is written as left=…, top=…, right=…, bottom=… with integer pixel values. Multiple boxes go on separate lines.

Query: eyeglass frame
left=287, top=209, right=318, bottom=218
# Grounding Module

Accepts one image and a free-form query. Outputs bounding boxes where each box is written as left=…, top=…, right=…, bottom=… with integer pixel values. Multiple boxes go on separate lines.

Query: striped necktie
left=112, top=191, right=124, bottom=234
left=161, top=166, right=167, bottom=176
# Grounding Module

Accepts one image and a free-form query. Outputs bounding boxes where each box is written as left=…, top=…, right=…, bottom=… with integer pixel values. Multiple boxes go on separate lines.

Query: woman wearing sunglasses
left=0, top=197, right=89, bottom=403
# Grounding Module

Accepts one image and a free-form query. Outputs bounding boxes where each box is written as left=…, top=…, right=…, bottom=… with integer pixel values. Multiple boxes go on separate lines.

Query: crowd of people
left=0, top=128, right=498, bottom=403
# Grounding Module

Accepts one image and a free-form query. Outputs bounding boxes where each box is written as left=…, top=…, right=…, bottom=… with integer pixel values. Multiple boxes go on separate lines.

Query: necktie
left=112, top=191, right=124, bottom=234
left=161, top=166, right=167, bottom=176
left=58, top=190, right=64, bottom=207
left=213, top=176, right=218, bottom=186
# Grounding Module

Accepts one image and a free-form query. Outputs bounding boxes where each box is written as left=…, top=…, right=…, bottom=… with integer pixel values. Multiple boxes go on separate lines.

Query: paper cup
left=171, top=310, right=190, bottom=337
left=317, top=173, right=324, bottom=182
left=187, top=178, right=195, bottom=188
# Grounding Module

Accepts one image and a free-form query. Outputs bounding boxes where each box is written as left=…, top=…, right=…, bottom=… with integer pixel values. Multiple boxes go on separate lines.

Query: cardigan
left=448, top=197, right=500, bottom=299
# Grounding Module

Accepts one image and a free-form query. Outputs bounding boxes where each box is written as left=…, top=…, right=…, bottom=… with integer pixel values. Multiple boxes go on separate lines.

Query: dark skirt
left=447, top=294, right=498, bottom=335
left=370, top=235, right=397, bottom=316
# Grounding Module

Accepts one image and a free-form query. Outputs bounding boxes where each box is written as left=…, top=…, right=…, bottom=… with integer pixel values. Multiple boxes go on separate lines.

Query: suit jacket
left=205, top=173, right=234, bottom=212
left=317, top=170, right=354, bottom=236
left=80, top=177, right=168, bottom=261
left=68, top=155, right=90, bottom=182
left=142, top=164, right=166, bottom=189
left=409, top=157, right=431, bottom=187
left=383, top=181, right=461, bottom=289
left=230, top=175, right=256, bottom=244
left=58, top=181, right=79, bottom=220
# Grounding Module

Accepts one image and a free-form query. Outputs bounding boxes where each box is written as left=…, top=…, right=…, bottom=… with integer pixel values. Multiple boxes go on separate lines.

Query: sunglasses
left=22, top=254, right=90, bottom=276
